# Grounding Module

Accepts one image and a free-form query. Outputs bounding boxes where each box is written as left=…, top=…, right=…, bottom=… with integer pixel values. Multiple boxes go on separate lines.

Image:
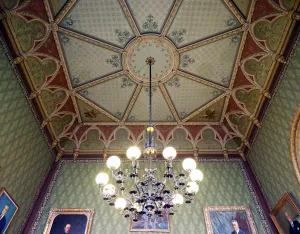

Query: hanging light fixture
left=95, top=57, right=203, bottom=220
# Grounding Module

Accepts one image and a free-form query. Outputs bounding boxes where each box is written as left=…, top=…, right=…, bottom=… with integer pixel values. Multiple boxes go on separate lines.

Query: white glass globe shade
left=162, top=147, right=177, bottom=160
left=102, top=184, right=116, bottom=196
left=186, top=181, right=199, bottom=194
left=126, top=146, right=141, bottom=161
left=95, top=172, right=109, bottom=186
left=173, top=193, right=184, bottom=205
left=115, top=198, right=127, bottom=210
left=189, top=169, right=203, bottom=182
left=182, top=158, right=197, bottom=172
left=107, top=156, right=121, bottom=170
left=134, top=202, right=142, bottom=212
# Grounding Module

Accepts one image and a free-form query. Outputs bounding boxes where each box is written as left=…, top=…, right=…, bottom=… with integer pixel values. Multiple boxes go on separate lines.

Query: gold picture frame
left=270, top=192, right=300, bottom=234
left=0, top=188, right=19, bottom=234
left=204, top=206, right=258, bottom=234
left=43, top=208, right=94, bottom=234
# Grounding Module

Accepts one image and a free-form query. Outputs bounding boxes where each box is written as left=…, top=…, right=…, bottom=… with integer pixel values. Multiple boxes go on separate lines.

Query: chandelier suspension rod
left=149, top=60, right=152, bottom=126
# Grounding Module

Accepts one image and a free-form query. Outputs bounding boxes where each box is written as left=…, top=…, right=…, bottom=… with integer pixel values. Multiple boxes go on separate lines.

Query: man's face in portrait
left=64, top=224, right=71, bottom=233
left=232, top=221, right=239, bottom=231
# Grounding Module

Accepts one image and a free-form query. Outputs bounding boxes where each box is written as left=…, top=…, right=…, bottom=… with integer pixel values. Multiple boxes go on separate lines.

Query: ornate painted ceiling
left=0, top=0, right=299, bottom=160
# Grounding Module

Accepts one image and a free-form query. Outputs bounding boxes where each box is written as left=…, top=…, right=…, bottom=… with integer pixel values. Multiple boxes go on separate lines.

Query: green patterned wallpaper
left=248, top=38, right=300, bottom=208
left=0, top=40, right=54, bottom=233
left=34, top=160, right=267, bottom=234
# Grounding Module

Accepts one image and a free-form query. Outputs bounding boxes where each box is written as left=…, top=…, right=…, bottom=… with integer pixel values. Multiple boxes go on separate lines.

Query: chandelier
left=95, top=57, right=203, bottom=220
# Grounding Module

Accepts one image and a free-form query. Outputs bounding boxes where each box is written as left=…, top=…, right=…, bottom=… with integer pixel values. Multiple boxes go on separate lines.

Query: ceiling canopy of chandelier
left=95, top=57, right=203, bottom=221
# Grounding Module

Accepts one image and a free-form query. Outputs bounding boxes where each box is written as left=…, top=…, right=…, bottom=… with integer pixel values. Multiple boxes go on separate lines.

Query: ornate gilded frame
left=43, top=208, right=94, bottom=234
left=0, top=187, right=19, bottom=234
left=290, top=106, right=300, bottom=184
left=270, top=192, right=300, bottom=234
left=203, top=206, right=258, bottom=234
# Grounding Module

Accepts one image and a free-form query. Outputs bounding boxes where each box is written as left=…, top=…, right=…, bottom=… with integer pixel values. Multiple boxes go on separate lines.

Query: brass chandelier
left=95, top=57, right=203, bottom=221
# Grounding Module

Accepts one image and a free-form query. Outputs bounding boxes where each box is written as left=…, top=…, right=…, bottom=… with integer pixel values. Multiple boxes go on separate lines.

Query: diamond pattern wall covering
left=0, top=40, right=53, bottom=234
left=34, top=160, right=266, bottom=234
left=248, top=39, right=300, bottom=208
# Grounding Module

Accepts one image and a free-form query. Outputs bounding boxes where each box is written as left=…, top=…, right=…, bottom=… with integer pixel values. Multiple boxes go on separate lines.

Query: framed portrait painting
left=43, top=208, right=94, bottom=234
left=204, top=206, right=258, bottom=234
left=0, top=188, right=18, bottom=234
left=270, top=192, right=300, bottom=234
left=130, top=210, right=170, bottom=232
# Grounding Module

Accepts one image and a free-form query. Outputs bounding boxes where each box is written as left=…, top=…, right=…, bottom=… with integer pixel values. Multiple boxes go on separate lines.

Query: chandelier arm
left=121, top=190, right=132, bottom=204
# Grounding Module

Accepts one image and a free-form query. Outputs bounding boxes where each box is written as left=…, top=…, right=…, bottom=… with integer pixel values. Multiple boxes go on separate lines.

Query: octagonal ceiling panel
left=79, top=76, right=137, bottom=120
left=49, top=0, right=68, bottom=17
left=165, top=76, right=224, bottom=119
left=76, top=98, right=116, bottom=122
left=59, top=33, right=122, bottom=87
left=179, top=33, right=242, bottom=87
left=167, top=0, right=240, bottom=47
left=128, top=87, right=175, bottom=122
left=60, top=0, right=135, bottom=47
left=126, top=0, right=176, bottom=33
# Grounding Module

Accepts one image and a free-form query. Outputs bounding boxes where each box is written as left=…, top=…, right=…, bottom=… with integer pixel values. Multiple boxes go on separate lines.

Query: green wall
left=0, top=39, right=54, bottom=233
left=34, top=160, right=268, bottom=234
left=248, top=38, right=300, bottom=208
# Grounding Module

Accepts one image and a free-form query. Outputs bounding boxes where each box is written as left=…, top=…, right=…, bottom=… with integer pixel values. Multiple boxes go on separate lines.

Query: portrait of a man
left=0, top=188, right=18, bottom=234
left=270, top=193, right=300, bottom=234
left=231, top=220, right=247, bottom=234
left=44, top=209, right=94, bottom=234
left=204, top=206, right=258, bottom=234
left=285, top=211, right=300, bottom=234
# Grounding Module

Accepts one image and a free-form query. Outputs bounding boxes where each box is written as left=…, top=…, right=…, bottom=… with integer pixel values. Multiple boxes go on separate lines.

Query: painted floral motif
left=115, top=111, right=122, bottom=119
left=226, top=15, right=239, bottom=28
left=167, top=77, right=180, bottom=87
left=84, top=109, right=98, bottom=119
left=145, top=87, right=158, bottom=95
left=80, top=90, right=89, bottom=96
left=231, top=35, right=241, bottom=46
left=221, top=76, right=230, bottom=86
left=142, top=14, right=158, bottom=32
left=121, top=77, right=134, bottom=88
left=203, top=109, right=216, bottom=120
left=180, top=111, right=187, bottom=118
left=115, top=29, right=132, bottom=46
left=128, top=116, right=136, bottom=121
left=167, top=115, right=174, bottom=121
left=60, top=34, right=71, bottom=46
left=211, top=90, right=223, bottom=97
left=169, top=29, right=187, bottom=46
left=106, top=55, right=121, bottom=68
left=62, top=15, right=76, bottom=27
left=180, top=54, right=195, bottom=68
left=71, top=76, right=81, bottom=85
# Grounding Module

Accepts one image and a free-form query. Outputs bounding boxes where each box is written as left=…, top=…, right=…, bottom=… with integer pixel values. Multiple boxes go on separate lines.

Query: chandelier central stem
left=146, top=57, right=155, bottom=126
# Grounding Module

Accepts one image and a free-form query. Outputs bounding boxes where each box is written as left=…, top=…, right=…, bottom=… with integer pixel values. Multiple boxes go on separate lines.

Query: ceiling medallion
left=124, top=35, right=179, bottom=85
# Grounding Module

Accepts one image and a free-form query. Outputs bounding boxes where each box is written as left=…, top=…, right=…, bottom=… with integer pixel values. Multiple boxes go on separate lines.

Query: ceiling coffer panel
left=79, top=76, right=137, bottom=120
left=128, top=87, right=175, bottom=122
left=126, top=0, right=176, bottom=34
left=167, top=0, right=241, bottom=47
left=60, top=0, right=135, bottom=47
left=59, top=33, right=122, bottom=87
left=165, top=76, right=224, bottom=120
left=179, top=33, right=242, bottom=87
